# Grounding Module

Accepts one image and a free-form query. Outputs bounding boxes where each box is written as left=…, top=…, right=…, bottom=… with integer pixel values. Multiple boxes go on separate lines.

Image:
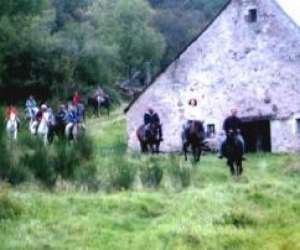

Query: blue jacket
left=26, top=99, right=37, bottom=109
left=67, top=111, right=79, bottom=123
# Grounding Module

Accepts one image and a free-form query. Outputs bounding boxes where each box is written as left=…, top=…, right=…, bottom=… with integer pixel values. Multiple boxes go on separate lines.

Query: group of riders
left=4, top=90, right=102, bottom=143
left=141, top=98, right=245, bottom=160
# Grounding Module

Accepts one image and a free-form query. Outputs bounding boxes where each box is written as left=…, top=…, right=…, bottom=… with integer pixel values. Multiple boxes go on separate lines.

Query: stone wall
left=271, top=117, right=300, bottom=153
left=126, top=0, right=300, bottom=153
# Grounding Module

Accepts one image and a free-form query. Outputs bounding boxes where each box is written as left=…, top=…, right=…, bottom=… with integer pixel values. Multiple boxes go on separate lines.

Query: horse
left=65, top=122, right=85, bottom=142
left=35, top=111, right=55, bottom=146
left=183, top=121, right=207, bottom=162
left=47, top=115, right=66, bottom=144
left=137, top=123, right=161, bottom=154
left=6, top=113, right=19, bottom=141
left=88, top=95, right=111, bottom=117
left=223, top=130, right=243, bottom=176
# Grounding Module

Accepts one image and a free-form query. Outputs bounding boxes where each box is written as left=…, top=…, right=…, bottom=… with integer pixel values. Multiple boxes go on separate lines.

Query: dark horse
left=223, top=130, right=243, bottom=176
left=88, top=95, right=111, bottom=117
left=47, top=116, right=66, bottom=144
left=183, top=121, right=207, bottom=162
left=137, top=123, right=161, bottom=153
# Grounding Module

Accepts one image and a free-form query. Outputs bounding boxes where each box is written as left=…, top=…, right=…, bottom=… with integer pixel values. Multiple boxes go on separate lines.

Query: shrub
left=106, top=156, right=137, bottom=191
left=22, top=139, right=57, bottom=187
left=0, top=184, right=22, bottom=221
left=140, top=157, right=163, bottom=188
left=168, top=155, right=192, bottom=188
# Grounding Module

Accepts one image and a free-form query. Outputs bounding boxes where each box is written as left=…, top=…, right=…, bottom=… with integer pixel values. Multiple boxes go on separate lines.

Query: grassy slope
left=1, top=109, right=300, bottom=250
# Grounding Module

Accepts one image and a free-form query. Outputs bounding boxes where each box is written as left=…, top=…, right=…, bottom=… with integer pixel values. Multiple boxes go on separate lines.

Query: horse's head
left=148, top=123, right=160, bottom=140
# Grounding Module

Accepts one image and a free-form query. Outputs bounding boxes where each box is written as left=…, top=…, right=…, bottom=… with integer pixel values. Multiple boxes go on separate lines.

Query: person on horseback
left=144, top=108, right=163, bottom=141
left=182, top=98, right=204, bottom=144
left=5, top=105, right=20, bottom=127
left=72, top=91, right=81, bottom=106
left=31, top=104, right=47, bottom=135
left=65, top=105, right=80, bottom=138
left=56, top=104, right=68, bottom=123
left=26, top=95, right=38, bottom=119
left=218, top=108, right=245, bottom=159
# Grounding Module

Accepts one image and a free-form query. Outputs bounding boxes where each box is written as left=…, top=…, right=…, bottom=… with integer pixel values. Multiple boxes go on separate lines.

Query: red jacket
left=73, top=94, right=81, bottom=105
left=5, top=106, right=18, bottom=119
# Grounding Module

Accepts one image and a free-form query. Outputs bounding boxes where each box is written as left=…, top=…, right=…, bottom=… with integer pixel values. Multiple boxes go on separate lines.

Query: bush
left=0, top=184, right=22, bottom=221
left=106, top=157, right=137, bottom=191
left=168, top=155, right=192, bottom=188
left=0, top=115, right=96, bottom=188
left=140, top=157, right=163, bottom=188
left=22, top=140, right=57, bottom=188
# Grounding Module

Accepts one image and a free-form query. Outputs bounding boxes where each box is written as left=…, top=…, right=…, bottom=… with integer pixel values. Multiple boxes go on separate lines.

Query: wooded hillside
left=0, top=0, right=227, bottom=101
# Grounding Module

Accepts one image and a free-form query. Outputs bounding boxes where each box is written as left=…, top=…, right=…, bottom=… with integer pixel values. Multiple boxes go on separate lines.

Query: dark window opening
left=248, top=8, right=257, bottom=23
left=296, top=119, right=300, bottom=134
left=207, top=124, right=216, bottom=138
left=241, top=120, right=271, bottom=153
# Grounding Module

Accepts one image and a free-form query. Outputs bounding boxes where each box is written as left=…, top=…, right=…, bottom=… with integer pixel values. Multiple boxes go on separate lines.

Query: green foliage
left=149, top=0, right=228, bottom=66
left=140, top=158, right=163, bottom=188
left=0, top=118, right=96, bottom=187
left=0, top=184, right=22, bottom=221
left=0, top=0, right=166, bottom=100
left=106, top=156, right=137, bottom=191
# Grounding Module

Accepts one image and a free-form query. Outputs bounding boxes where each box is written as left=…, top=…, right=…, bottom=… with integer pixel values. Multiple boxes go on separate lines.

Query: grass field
left=1, top=109, right=300, bottom=250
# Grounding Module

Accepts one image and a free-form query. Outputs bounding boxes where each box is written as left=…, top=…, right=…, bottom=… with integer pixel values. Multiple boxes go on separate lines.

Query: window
left=247, top=8, right=257, bottom=23
left=296, top=119, right=300, bottom=135
left=207, top=124, right=216, bottom=138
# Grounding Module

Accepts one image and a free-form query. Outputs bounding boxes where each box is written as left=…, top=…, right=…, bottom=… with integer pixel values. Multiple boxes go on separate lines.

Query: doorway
left=241, top=119, right=271, bottom=153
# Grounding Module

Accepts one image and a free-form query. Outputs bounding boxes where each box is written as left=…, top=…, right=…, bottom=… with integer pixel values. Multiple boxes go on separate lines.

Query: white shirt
left=185, top=105, right=201, bottom=121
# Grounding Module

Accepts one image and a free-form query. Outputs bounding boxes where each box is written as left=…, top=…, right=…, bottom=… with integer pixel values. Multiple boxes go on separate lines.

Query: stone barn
left=125, top=0, right=300, bottom=153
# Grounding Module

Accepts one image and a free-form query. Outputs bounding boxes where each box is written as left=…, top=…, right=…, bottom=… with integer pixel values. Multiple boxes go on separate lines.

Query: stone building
left=125, top=0, right=300, bottom=153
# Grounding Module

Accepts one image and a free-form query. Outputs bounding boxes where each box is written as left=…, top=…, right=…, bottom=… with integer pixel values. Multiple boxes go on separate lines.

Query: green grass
left=0, top=108, right=300, bottom=249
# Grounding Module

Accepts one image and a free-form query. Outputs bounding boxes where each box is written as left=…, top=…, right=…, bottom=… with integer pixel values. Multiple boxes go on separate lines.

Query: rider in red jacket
left=72, top=91, right=81, bottom=106
left=5, top=106, right=18, bottom=119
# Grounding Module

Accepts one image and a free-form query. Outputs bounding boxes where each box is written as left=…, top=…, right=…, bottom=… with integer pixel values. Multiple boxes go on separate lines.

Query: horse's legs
left=183, top=143, right=188, bottom=161
left=155, top=143, right=160, bottom=154
left=192, top=145, right=199, bottom=162
left=197, top=148, right=202, bottom=162
left=238, top=161, right=243, bottom=176
left=228, top=160, right=235, bottom=176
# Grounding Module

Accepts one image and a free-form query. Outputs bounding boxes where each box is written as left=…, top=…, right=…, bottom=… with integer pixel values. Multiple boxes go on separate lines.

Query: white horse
left=65, top=122, right=85, bottom=142
left=37, top=111, right=53, bottom=145
left=6, top=113, right=19, bottom=141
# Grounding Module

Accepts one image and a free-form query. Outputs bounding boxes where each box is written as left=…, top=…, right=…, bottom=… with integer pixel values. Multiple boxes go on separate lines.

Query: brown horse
left=183, top=121, right=207, bottom=162
left=137, top=123, right=161, bottom=154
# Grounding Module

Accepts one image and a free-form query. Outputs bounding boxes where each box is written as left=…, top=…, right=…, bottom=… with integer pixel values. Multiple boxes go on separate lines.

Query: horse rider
left=218, top=108, right=245, bottom=159
left=56, top=104, right=68, bottom=124
left=5, top=105, right=20, bottom=127
left=65, top=105, right=80, bottom=137
left=72, top=91, right=81, bottom=106
left=182, top=98, right=205, bottom=144
left=26, top=95, right=38, bottom=119
left=31, top=104, right=47, bottom=134
left=144, top=108, right=163, bottom=141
